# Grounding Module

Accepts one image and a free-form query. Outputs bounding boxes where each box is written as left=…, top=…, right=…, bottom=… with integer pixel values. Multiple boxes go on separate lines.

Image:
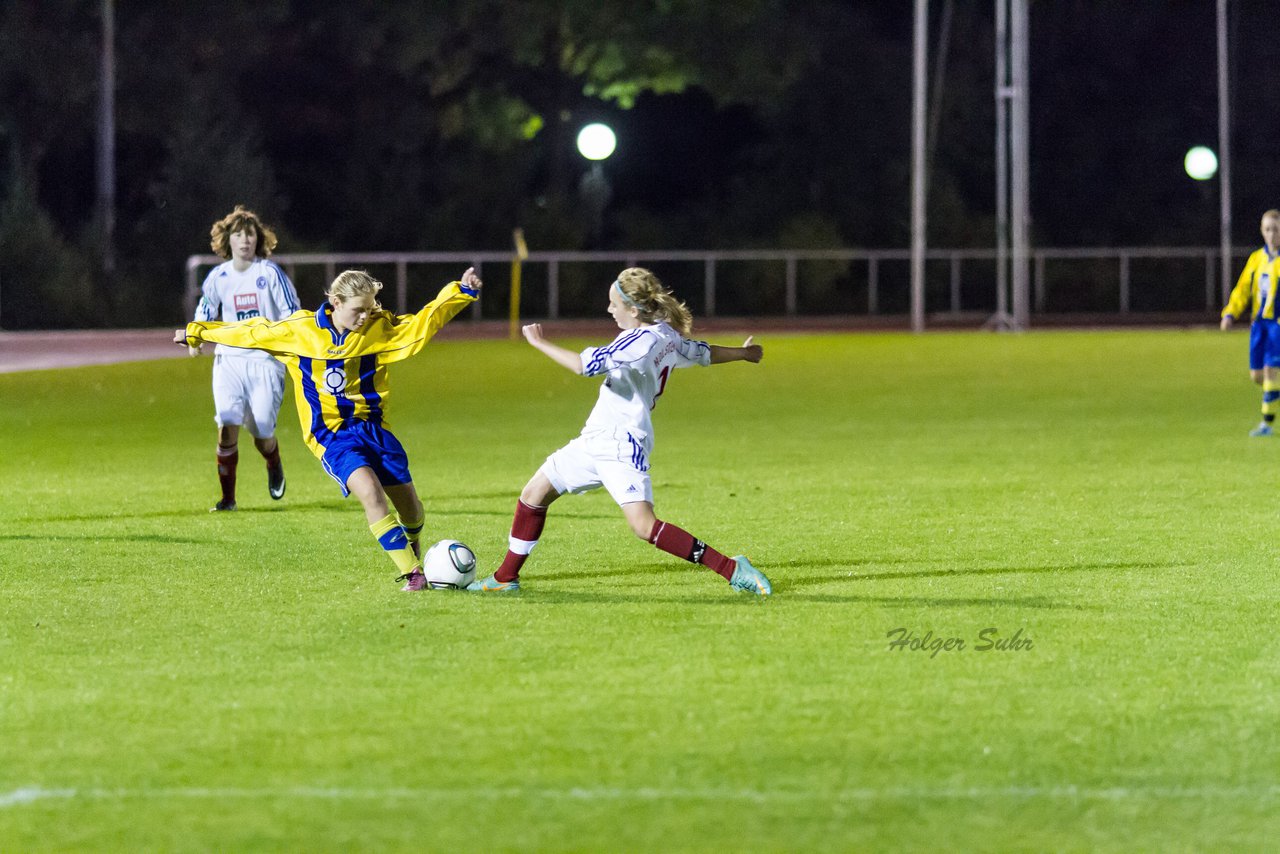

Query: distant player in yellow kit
left=1221, top=210, right=1280, bottom=436
left=176, top=267, right=482, bottom=590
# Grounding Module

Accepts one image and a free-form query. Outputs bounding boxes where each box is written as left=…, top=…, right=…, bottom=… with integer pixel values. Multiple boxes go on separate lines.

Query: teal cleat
left=1250, top=423, right=1274, bottom=437
left=729, top=557, right=772, bottom=596
left=467, top=574, right=521, bottom=592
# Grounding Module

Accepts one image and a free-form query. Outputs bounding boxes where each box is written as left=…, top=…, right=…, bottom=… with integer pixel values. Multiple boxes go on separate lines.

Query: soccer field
left=2, top=329, right=1277, bottom=851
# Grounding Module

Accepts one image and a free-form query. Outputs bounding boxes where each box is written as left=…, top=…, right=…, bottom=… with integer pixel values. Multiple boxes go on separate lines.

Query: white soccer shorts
left=211, top=353, right=286, bottom=438
left=540, top=430, right=654, bottom=507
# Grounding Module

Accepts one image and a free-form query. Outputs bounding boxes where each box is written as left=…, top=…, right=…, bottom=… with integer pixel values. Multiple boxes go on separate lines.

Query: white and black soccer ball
left=421, top=539, right=478, bottom=590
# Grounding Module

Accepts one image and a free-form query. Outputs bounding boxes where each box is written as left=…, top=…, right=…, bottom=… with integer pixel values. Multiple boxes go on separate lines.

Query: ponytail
left=614, top=267, right=694, bottom=336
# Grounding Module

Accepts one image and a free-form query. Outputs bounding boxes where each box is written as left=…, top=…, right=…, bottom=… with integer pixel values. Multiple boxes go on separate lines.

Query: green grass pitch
left=2, top=329, right=1278, bottom=851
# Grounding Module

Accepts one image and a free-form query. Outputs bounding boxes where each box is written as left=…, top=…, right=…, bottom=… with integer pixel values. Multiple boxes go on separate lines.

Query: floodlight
left=576, top=123, right=616, bottom=161
left=1184, top=146, right=1218, bottom=181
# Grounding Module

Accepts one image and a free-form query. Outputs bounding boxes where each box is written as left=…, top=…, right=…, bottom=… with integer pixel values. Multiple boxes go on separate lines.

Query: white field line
left=3, top=784, right=1279, bottom=809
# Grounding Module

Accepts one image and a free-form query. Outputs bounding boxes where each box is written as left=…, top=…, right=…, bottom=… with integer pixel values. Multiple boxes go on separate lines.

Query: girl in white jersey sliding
left=470, top=267, right=772, bottom=596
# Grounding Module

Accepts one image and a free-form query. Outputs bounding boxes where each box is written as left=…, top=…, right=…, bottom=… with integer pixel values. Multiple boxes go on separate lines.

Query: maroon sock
left=260, top=441, right=281, bottom=471
left=648, top=520, right=737, bottom=580
left=217, top=448, right=239, bottom=503
left=494, top=500, right=548, bottom=582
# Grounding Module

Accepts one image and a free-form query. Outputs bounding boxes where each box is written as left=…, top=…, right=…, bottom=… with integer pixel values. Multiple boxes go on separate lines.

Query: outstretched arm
left=173, top=328, right=203, bottom=355
left=708, top=335, right=763, bottom=364
left=522, top=323, right=584, bottom=373
left=378, top=271, right=480, bottom=364
left=173, top=315, right=299, bottom=357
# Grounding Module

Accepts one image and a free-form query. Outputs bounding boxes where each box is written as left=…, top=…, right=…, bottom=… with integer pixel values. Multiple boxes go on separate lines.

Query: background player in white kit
left=191, top=205, right=301, bottom=511
left=470, top=266, right=772, bottom=596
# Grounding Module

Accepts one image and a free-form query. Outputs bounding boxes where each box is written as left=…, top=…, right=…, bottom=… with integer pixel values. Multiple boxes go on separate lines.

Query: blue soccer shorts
left=1249, top=319, right=1280, bottom=370
left=319, top=421, right=413, bottom=496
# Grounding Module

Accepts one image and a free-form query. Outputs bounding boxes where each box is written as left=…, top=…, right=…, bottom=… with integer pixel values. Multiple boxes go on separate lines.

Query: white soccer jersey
left=578, top=322, right=712, bottom=450
left=194, top=259, right=301, bottom=361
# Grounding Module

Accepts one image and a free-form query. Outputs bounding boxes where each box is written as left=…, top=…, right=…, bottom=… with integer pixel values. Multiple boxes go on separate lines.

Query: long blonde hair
left=327, top=270, right=383, bottom=309
left=614, top=267, right=693, bottom=335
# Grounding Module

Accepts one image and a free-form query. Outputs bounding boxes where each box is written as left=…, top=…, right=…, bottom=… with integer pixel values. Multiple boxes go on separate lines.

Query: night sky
left=3, top=1, right=1279, bottom=327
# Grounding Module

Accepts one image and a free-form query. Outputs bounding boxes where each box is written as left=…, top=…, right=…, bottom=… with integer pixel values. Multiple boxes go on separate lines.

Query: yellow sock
left=1263, top=380, right=1280, bottom=421
left=370, top=514, right=419, bottom=575
left=397, top=511, right=425, bottom=559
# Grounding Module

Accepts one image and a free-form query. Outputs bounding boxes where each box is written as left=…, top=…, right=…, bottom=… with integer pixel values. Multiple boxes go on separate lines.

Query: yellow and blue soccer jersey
left=1223, top=247, right=1280, bottom=321
left=194, top=259, right=301, bottom=362
left=184, top=282, right=476, bottom=457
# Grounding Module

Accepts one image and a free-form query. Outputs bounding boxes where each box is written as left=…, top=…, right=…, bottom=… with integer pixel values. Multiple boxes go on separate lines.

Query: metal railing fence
left=185, top=246, right=1250, bottom=321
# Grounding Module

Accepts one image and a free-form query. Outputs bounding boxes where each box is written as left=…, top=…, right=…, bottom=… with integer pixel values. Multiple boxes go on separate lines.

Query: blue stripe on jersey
left=331, top=358, right=356, bottom=426
left=316, top=303, right=350, bottom=346
left=298, top=357, right=335, bottom=447
left=359, top=354, right=383, bottom=423
left=267, top=261, right=300, bottom=311
left=583, top=329, right=648, bottom=375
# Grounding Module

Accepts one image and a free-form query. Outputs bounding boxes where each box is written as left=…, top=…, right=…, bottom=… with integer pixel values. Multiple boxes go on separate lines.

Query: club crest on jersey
left=256, top=276, right=268, bottom=290
left=324, top=366, right=348, bottom=396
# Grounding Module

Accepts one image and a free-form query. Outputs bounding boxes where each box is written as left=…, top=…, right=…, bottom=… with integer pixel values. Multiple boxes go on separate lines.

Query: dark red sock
left=494, top=500, right=548, bottom=582
left=260, top=441, right=281, bottom=471
left=648, top=520, right=737, bottom=580
left=217, top=448, right=239, bottom=503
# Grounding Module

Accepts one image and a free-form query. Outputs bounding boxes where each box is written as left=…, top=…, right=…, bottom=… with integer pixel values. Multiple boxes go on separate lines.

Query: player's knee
left=520, top=480, right=557, bottom=507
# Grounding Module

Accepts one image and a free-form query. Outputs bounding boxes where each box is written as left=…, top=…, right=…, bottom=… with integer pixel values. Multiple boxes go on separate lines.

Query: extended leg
left=626, top=502, right=771, bottom=595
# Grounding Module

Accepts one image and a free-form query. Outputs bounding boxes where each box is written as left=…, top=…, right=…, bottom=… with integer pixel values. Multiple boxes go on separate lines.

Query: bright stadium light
left=576, top=123, right=616, bottom=161
left=1184, top=146, right=1219, bottom=181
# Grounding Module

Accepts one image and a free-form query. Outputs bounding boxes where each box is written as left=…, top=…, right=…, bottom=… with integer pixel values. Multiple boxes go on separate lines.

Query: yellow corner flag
left=510, top=228, right=529, bottom=340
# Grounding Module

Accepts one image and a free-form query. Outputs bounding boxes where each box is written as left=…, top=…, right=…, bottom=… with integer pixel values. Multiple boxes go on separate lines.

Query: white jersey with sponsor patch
left=578, top=322, right=712, bottom=453
left=194, top=259, right=301, bottom=361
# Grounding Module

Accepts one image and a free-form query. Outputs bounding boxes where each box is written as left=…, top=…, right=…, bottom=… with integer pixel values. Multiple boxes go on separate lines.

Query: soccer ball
left=422, top=539, right=478, bottom=590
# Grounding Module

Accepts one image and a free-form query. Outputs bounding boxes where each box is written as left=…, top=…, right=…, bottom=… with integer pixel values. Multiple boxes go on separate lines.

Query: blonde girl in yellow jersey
left=177, top=267, right=482, bottom=590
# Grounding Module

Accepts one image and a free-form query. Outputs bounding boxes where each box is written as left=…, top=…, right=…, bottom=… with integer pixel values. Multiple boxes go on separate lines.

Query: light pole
left=1217, top=0, right=1232, bottom=304
left=98, top=0, right=116, bottom=273
left=576, top=123, right=616, bottom=245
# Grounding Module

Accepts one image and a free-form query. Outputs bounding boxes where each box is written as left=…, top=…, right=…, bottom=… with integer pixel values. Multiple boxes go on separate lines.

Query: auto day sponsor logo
left=234, top=292, right=261, bottom=320
left=886, top=627, right=1033, bottom=659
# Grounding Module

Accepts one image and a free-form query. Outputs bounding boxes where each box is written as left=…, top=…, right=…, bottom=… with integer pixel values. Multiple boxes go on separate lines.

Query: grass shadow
left=782, top=559, right=1181, bottom=590
left=495, top=558, right=1175, bottom=608
left=31, top=502, right=622, bottom=525
left=0, top=533, right=206, bottom=545
left=777, top=592, right=1085, bottom=609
